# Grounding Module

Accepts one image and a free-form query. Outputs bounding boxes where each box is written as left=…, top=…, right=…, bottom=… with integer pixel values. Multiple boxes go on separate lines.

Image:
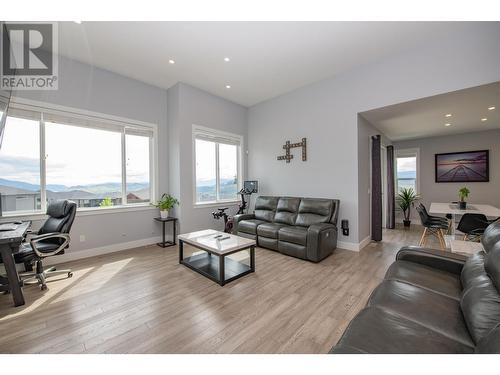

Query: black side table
left=154, top=217, right=178, bottom=248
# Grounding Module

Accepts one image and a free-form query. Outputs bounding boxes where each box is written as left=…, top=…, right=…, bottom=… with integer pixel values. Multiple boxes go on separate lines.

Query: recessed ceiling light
left=488, top=106, right=496, bottom=111
left=445, top=113, right=452, bottom=117
left=225, top=85, right=231, bottom=89
left=481, top=118, right=488, bottom=122
left=168, top=59, right=175, bottom=64
left=445, top=123, right=451, bottom=127
left=73, top=21, right=82, bottom=24
left=224, top=57, right=230, bottom=62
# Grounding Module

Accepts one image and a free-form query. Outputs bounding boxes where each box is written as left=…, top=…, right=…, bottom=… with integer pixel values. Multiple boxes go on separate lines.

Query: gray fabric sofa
left=330, top=219, right=500, bottom=354
left=233, top=196, right=339, bottom=262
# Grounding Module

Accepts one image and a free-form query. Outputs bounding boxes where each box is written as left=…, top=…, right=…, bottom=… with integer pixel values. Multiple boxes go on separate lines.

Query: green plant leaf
left=396, top=187, right=420, bottom=221
left=154, top=193, right=179, bottom=210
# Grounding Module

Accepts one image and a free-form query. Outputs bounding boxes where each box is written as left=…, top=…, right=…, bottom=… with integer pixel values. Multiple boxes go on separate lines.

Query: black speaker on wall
left=341, top=219, right=349, bottom=236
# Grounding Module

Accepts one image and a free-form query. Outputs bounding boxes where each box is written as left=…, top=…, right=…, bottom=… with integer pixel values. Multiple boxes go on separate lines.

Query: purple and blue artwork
left=435, top=150, right=489, bottom=183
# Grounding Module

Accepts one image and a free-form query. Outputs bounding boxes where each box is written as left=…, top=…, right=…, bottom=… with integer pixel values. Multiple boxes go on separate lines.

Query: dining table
left=429, top=202, right=500, bottom=238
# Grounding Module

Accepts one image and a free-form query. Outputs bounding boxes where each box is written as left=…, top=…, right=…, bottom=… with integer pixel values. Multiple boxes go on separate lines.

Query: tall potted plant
left=154, top=193, right=179, bottom=219
left=397, top=187, right=420, bottom=227
left=458, top=187, right=470, bottom=210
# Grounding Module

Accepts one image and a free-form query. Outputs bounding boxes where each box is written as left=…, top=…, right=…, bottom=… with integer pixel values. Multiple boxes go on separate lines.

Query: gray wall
left=393, top=129, right=500, bottom=220
left=7, top=55, right=169, bottom=252
left=247, top=23, right=500, bottom=246
left=168, top=83, right=248, bottom=233
left=4, top=23, right=500, bottom=255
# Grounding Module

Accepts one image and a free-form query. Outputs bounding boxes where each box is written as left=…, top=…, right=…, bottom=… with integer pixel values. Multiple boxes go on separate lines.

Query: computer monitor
left=243, top=180, right=258, bottom=194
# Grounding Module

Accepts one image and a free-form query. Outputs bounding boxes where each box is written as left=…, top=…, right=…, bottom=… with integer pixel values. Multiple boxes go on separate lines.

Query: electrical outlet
left=121, top=233, right=126, bottom=237
left=79, top=235, right=86, bottom=242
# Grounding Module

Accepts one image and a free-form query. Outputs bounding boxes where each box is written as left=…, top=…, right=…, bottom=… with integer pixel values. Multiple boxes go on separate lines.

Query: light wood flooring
left=0, top=225, right=441, bottom=354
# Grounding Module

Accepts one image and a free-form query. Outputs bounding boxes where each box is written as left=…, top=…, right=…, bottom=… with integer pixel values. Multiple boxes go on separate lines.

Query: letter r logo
left=2, top=23, right=53, bottom=76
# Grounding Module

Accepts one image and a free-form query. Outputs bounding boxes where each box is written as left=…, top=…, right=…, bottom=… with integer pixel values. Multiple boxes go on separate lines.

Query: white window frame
left=395, top=147, right=420, bottom=194
left=192, top=124, right=243, bottom=207
left=1, top=97, right=158, bottom=217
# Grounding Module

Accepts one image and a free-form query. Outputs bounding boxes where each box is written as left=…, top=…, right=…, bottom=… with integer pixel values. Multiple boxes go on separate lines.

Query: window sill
left=193, top=201, right=240, bottom=209
left=0, top=204, right=157, bottom=222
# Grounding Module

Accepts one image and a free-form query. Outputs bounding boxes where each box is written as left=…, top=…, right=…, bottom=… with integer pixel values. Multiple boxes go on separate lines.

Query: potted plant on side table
left=154, top=193, right=179, bottom=219
left=397, top=187, right=420, bottom=228
left=458, top=187, right=470, bottom=210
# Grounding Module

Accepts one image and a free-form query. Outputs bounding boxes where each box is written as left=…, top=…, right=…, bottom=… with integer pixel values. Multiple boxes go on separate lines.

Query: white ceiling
left=39, top=21, right=487, bottom=107
left=361, top=82, right=500, bottom=141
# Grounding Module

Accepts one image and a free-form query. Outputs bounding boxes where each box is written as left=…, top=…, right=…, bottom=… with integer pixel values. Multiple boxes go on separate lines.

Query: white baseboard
left=44, top=236, right=162, bottom=266
left=337, top=235, right=372, bottom=252
left=358, top=236, right=372, bottom=250
left=42, top=234, right=370, bottom=265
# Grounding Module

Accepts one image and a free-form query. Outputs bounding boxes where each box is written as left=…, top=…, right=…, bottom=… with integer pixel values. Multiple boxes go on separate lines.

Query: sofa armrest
left=306, top=223, right=338, bottom=262
left=396, top=246, right=467, bottom=275
left=232, top=213, right=255, bottom=234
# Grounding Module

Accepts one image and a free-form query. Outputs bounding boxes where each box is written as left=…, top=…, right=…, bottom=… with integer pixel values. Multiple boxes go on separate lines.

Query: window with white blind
left=0, top=100, right=156, bottom=214
left=193, top=125, right=242, bottom=205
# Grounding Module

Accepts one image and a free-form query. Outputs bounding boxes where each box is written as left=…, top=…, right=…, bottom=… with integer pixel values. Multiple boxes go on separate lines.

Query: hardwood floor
left=0, top=225, right=440, bottom=354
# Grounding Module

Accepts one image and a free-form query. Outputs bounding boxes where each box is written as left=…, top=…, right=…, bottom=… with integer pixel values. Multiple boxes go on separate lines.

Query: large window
left=0, top=116, right=41, bottom=213
left=125, top=133, right=151, bottom=204
left=194, top=126, right=242, bottom=204
left=395, top=148, right=419, bottom=193
left=0, top=102, right=155, bottom=214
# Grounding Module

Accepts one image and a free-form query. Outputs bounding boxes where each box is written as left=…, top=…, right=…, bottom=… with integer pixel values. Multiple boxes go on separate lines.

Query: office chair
left=416, top=205, right=448, bottom=250
left=15, top=200, right=77, bottom=290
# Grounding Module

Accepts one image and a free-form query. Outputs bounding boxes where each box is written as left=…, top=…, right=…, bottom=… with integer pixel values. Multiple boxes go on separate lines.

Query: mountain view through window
left=0, top=115, right=151, bottom=213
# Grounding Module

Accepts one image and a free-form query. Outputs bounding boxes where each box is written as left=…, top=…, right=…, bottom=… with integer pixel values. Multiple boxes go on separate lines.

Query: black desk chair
left=15, top=200, right=76, bottom=290
left=416, top=205, right=448, bottom=249
left=457, top=213, right=494, bottom=242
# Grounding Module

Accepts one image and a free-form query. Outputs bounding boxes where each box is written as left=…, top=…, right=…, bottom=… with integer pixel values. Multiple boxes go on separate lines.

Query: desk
left=0, top=221, right=30, bottom=307
left=429, top=203, right=500, bottom=237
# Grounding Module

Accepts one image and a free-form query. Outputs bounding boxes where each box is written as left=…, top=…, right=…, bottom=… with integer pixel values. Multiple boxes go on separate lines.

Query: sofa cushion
left=278, top=226, right=307, bottom=246
left=274, top=197, right=300, bottom=225
left=237, top=232, right=256, bottom=240
left=475, top=324, right=500, bottom=353
left=461, top=251, right=490, bottom=291
left=238, top=219, right=266, bottom=235
left=460, top=277, right=500, bottom=344
left=258, top=236, right=278, bottom=251
left=331, top=306, right=474, bottom=354
left=482, top=219, right=500, bottom=254
left=254, top=196, right=278, bottom=222
left=257, top=222, right=288, bottom=239
left=278, top=241, right=307, bottom=260
left=485, top=241, right=500, bottom=292
left=385, top=260, right=462, bottom=300
left=295, top=198, right=333, bottom=227
left=368, top=280, right=474, bottom=347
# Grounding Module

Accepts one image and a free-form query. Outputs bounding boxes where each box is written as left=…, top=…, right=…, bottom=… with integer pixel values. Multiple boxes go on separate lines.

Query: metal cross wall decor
left=277, top=138, right=307, bottom=163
